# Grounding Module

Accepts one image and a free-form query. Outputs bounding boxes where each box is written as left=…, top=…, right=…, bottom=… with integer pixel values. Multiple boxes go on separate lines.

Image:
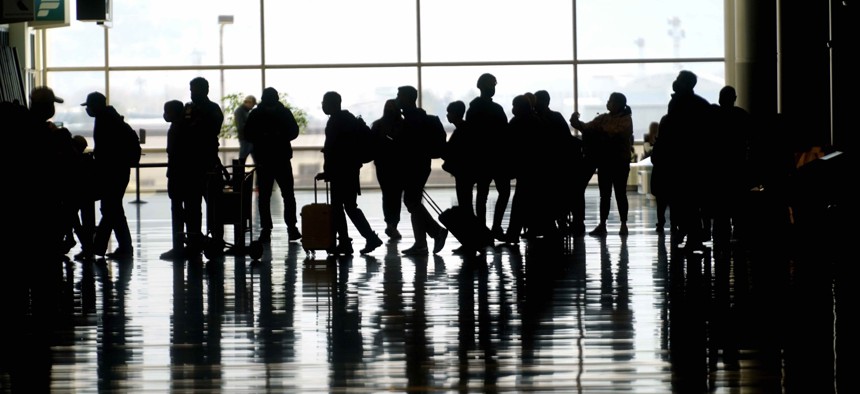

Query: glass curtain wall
left=41, top=0, right=724, bottom=191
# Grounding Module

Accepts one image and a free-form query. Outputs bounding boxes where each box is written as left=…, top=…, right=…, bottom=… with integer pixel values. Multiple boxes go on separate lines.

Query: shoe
left=588, top=225, right=607, bottom=237
left=402, top=245, right=429, bottom=256
left=259, top=229, right=272, bottom=243
left=619, top=223, right=629, bottom=236
left=502, top=233, right=520, bottom=245
left=336, top=242, right=353, bottom=256
left=106, top=248, right=133, bottom=260
left=159, top=248, right=186, bottom=260
left=62, top=238, right=77, bottom=254
left=451, top=245, right=475, bottom=255
left=433, top=229, right=448, bottom=254
left=384, top=225, right=402, bottom=240
left=360, top=235, right=383, bottom=255
left=74, top=250, right=94, bottom=261
left=491, top=226, right=506, bottom=242
left=288, top=227, right=302, bottom=242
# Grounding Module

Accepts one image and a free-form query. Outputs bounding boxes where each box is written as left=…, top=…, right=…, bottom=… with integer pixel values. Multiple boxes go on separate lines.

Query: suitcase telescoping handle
left=422, top=189, right=443, bottom=216
left=314, top=178, right=329, bottom=204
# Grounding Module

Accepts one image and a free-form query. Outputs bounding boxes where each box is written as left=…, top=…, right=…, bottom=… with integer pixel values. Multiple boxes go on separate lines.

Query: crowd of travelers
left=4, top=69, right=804, bottom=262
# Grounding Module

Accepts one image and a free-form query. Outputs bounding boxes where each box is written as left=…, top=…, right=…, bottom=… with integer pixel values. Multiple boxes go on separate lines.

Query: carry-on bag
left=301, top=179, right=335, bottom=256
left=423, top=190, right=494, bottom=253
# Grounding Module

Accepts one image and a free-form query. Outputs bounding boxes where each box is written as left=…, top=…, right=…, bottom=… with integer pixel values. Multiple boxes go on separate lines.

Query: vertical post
left=218, top=15, right=234, bottom=166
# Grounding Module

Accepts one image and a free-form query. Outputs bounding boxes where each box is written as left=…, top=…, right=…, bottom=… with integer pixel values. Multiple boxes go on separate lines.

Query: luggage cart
left=203, top=159, right=263, bottom=260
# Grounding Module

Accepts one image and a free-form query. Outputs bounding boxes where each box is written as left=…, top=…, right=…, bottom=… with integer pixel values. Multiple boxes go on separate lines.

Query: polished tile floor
left=1, top=186, right=848, bottom=393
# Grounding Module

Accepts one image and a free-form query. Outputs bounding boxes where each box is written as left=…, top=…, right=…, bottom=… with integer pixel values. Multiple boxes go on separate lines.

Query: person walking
left=370, top=99, right=406, bottom=241
left=82, top=92, right=138, bottom=259
left=316, top=91, right=383, bottom=256
left=395, top=85, right=448, bottom=255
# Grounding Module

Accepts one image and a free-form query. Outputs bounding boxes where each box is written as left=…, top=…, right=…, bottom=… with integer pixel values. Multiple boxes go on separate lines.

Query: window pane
left=107, top=70, right=223, bottom=148
left=576, top=62, right=725, bottom=140
left=45, top=20, right=105, bottom=67
left=422, top=65, right=575, bottom=123
left=264, top=67, right=417, bottom=134
left=421, top=0, right=574, bottom=62
left=264, top=0, right=417, bottom=65
left=45, top=71, right=104, bottom=136
left=577, top=0, right=724, bottom=60
left=109, top=0, right=262, bottom=66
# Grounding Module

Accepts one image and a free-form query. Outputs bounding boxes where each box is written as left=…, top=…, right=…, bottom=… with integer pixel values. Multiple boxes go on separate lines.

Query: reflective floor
left=2, top=187, right=849, bottom=393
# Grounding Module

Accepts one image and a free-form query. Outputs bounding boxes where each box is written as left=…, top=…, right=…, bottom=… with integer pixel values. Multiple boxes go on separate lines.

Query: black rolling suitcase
left=423, top=190, right=494, bottom=253
left=301, top=179, right=335, bottom=257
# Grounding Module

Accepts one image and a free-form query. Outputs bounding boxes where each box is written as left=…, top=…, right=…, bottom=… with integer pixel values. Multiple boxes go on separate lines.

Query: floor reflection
left=1, top=188, right=846, bottom=393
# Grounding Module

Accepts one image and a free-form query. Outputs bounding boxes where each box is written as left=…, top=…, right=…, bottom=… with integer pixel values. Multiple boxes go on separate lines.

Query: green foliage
left=219, top=92, right=309, bottom=139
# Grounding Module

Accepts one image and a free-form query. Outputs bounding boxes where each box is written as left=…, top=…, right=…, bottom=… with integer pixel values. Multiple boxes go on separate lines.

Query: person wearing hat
left=82, top=91, right=137, bottom=259
left=24, top=86, right=78, bottom=259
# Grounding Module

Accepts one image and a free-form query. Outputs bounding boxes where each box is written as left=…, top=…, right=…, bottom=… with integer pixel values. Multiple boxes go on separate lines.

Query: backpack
left=123, top=122, right=142, bottom=166
left=353, top=115, right=377, bottom=164
left=425, top=114, right=447, bottom=159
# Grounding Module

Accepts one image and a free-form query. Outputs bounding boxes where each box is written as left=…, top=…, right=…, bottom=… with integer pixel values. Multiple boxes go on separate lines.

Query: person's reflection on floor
left=402, top=254, right=434, bottom=388
left=95, top=259, right=134, bottom=391
left=329, top=256, right=364, bottom=387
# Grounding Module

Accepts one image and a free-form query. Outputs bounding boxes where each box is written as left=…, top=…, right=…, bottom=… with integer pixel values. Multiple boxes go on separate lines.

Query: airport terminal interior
left=1, top=0, right=854, bottom=392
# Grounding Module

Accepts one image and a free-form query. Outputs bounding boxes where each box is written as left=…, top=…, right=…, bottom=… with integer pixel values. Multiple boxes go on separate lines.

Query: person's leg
left=274, top=162, right=301, bottom=239
left=591, top=167, right=612, bottom=235
left=613, top=164, right=631, bottom=234
left=329, top=180, right=352, bottom=254
left=454, top=176, right=474, bottom=215
left=492, top=176, right=511, bottom=234
left=256, top=165, right=275, bottom=231
left=402, top=173, right=429, bottom=253
left=339, top=176, right=383, bottom=253
left=475, top=176, right=491, bottom=230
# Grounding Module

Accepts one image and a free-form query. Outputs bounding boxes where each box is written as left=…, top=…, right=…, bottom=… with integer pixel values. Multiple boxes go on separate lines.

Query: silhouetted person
left=160, top=99, right=195, bottom=260
left=68, top=135, right=97, bottom=261
left=711, top=85, right=752, bottom=243
left=370, top=99, right=406, bottom=241
left=504, top=94, right=557, bottom=242
left=83, top=92, right=135, bottom=259
left=570, top=92, right=634, bottom=236
left=466, top=73, right=511, bottom=240
left=646, top=120, right=671, bottom=233
left=395, top=85, right=448, bottom=255
left=316, top=91, right=384, bottom=256
left=534, top=90, right=581, bottom=235
left=660, top=70, right=714, bottom=248
left=26, top=87, right=77, bottom=259
left=442, top=100, right=481, bottom=254
left=234, top=94, right=257, bottom=165
left=442, top=100, right=478, bottom=214
left=244, top=87, right=302, bottom=243
left=185, top=77, right=225, bottom=252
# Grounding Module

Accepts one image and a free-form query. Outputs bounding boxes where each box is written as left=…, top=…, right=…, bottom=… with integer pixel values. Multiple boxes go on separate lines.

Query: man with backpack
left=395, top=85, right=448, bottom=255
left=315, top=91, right=383, bottom=256
left=82, top=91, right=140, bottom=259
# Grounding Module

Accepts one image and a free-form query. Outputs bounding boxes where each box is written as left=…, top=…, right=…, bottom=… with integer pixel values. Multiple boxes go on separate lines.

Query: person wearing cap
left=82, top=91, right=136, bottom=259
left=234, top=95, right=257, bottom=165
left=24, top=86, right=78, bottom=259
